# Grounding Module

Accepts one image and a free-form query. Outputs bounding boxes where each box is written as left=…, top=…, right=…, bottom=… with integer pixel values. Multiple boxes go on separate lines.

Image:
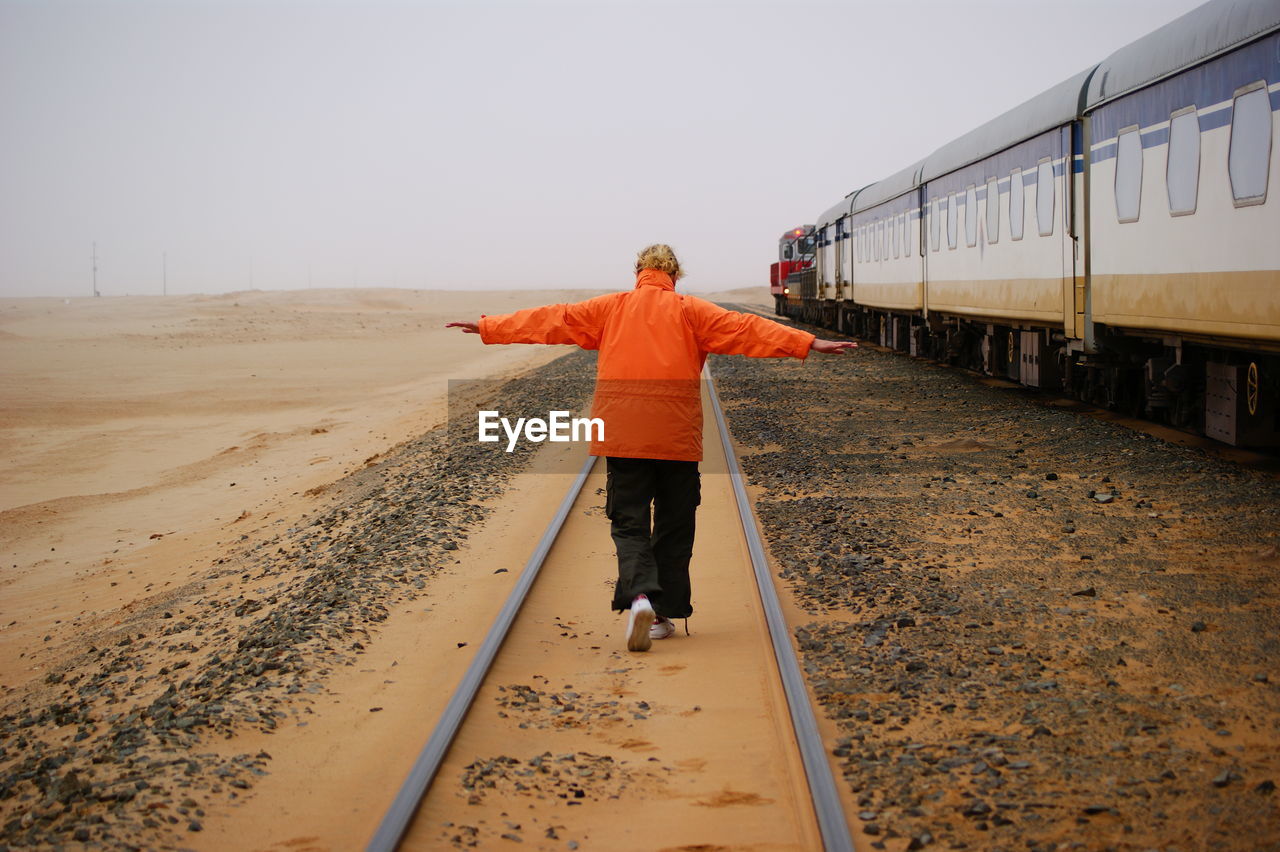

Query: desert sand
left=0, top=283, right=791, bottom=849
left=0, top=284, right=769, bottom=652
left=0, top=288, right=627, bottom=688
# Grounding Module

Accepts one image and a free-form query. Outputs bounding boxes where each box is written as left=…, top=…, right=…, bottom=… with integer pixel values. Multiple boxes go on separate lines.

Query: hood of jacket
left=635, top=269, right=675, bottom=291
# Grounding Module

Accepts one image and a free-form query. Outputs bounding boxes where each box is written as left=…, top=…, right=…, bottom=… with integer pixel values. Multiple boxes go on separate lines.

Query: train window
left=901, top=213, right=909, bottom=256
left=947, top=192, right=958, bottom=249
left=889, top=215, right=897, bottom=259
left=931, top=198, right=941, bottom=252
left=965, top=185, right=978, bottom=247
left=1229, top=82, right=1271, bottom=206
left=986, top=177, right=999, bottom=243
left=1114, top=128, right=1142, bottom=223
left=1010, top=168, right=1024, bottom=240
left=1037, top=159, right=1055, bottom=235
left=880, top=220, right=887, bottom=260
left=1167, top=108, right=1200, bottom=215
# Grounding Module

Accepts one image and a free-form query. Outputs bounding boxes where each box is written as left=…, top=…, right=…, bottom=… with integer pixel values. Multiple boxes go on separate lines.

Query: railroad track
left=366, top=366, right=855, bottom=851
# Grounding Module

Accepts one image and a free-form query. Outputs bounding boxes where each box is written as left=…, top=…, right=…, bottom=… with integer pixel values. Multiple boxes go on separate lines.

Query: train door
left=835, top=217, right=847, bottom=299
left=821, top=225, right=835, bottom=300
left=848, top=219, right=858, bottom=308
left=842, top=216, right=853, bottom=301
left=1057, top=125, right=1076, bottom=341
left=916, top=186, right=928, bottom=320
left=1067, top=121, right=1093, bottom=351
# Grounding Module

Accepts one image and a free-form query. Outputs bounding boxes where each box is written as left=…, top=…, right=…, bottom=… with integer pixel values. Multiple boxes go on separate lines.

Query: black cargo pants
left=605, top=456, right=700, bottom=619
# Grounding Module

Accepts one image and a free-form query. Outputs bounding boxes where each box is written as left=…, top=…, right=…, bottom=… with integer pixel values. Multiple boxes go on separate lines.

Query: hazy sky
left=0, top=0, right=1208, bottom=298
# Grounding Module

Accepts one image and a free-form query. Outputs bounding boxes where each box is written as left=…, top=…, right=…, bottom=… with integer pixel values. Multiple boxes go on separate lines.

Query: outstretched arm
left=445, top=294, right=617, bottom=348
left=684, top=297, right=857, bottom=359
left=810, top=338, right=858, bottom=354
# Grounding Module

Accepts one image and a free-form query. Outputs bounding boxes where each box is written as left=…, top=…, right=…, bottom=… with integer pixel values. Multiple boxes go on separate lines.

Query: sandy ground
left=194, top=392, right=828, bottom=851
left=0, top=287, right=613, bottom=690
left=713, top=332, right=1280, bottom=851
left=0, top=284, right=785, bottom=849
left=401, top=387, right=824, bottom=851
left=700, top=286, right=772, bottom=309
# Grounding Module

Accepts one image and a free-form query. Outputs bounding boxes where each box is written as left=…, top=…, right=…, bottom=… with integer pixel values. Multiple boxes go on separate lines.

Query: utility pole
left=92, top=242, right=99, bottom=297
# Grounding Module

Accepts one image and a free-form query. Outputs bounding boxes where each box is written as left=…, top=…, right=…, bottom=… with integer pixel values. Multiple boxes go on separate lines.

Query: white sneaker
left=626, top=596, right=655, bottom=652
left=650, top=616, right=675, bottom=641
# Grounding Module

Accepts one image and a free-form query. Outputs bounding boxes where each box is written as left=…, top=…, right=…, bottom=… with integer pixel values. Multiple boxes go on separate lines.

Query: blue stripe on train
left=1090, top=31, right=1279, bottom=144
left=1090, top=91, right=1271, bottom=164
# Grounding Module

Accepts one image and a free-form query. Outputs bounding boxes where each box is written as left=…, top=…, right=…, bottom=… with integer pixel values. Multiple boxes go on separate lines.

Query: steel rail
left=369, top=371, right=852, bottom=851
left=705, top=364, right=856, bottom=852
left=366, top=453, right=597, bottom=852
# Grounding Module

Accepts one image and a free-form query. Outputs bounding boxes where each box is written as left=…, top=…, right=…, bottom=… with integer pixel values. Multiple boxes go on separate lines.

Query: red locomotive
left=769, top=225, right=815, bottom=316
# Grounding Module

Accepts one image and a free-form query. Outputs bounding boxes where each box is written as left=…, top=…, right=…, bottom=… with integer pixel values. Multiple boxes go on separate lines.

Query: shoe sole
left=627, top=608, right=655, bottom=652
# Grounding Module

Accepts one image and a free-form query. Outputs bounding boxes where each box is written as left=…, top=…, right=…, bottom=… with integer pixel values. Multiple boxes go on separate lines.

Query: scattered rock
left=1213, top=769, right=1243, bottom=788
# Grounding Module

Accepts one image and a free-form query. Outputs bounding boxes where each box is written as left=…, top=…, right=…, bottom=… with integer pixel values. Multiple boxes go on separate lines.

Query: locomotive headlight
left=783, top=287, right=790, bottom=294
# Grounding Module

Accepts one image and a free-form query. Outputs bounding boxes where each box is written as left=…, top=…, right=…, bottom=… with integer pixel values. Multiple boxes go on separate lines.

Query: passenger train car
left=774, top=0, right=1280, bottom=446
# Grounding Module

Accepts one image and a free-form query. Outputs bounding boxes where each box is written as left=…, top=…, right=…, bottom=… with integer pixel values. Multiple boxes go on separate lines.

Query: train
left=771, top=0, right=1279, bottom=447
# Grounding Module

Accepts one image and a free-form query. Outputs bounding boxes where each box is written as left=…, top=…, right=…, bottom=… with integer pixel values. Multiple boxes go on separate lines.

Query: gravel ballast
left=0, top=350, right=597, bottom=849
left=712, top=341, right=1280, bottom=852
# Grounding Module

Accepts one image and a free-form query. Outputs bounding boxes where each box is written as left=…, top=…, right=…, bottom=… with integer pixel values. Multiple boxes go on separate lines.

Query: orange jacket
left=479, top=269, right=815, bottom=461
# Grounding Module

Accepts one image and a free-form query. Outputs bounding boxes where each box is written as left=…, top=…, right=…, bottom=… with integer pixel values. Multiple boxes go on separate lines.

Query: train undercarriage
left=775, top=294, right=1280, bottom=449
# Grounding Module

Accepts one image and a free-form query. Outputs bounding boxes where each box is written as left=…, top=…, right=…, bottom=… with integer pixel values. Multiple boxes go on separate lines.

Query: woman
left=447, top=244, right=856, bottom=651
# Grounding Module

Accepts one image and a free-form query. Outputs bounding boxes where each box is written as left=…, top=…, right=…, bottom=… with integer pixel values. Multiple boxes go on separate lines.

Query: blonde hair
left=634, top=244, right=685, bottom=280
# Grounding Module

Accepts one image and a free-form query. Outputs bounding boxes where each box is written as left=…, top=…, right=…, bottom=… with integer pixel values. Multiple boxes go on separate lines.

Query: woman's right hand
left=811, top=338, right=858, bottom=354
